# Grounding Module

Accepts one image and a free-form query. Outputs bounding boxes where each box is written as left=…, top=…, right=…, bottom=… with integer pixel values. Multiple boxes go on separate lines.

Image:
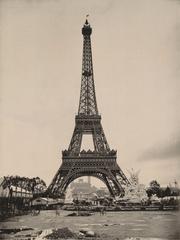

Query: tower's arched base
left=47, top=153, right=129, bottom=198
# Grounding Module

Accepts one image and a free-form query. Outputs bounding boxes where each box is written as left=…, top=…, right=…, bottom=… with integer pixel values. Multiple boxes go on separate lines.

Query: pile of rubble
left=45, top=227, right=77, bottom=239
left=0, top=227, right=101, bottom=239
left=67, top=212, right=93, bottom=217
left=38, top=227, right=99, bottom=239
left=78, top=228, right=98, bottom=238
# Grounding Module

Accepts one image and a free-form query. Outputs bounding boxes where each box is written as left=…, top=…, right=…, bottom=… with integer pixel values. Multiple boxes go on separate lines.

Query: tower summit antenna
left=85, top=14, right=89, bottom=25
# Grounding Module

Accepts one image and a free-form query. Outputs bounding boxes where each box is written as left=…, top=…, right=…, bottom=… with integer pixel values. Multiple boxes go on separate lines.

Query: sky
left=0, top=0, right=180, bottom=188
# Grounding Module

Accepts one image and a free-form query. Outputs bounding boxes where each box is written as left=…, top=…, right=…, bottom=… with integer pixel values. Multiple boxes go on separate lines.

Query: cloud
left=138, top=135, right=180, bottom=161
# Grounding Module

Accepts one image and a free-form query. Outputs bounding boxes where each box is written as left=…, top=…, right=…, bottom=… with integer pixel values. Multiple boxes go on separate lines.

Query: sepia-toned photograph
left=0, top=0, right=180, bottom=239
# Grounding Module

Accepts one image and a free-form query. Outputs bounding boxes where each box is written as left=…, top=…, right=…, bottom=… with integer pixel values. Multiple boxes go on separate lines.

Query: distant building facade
left=70, top=178, right=97, bottom=199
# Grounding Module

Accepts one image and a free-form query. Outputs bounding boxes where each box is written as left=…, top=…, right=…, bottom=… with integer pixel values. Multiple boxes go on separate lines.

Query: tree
left=3, top=175, right=47, bottom=194
left=164, top=186, right=171, bottom=197
left=147, top=180, right=161, bottom=197
left=149, top=180, right=160, bottom=189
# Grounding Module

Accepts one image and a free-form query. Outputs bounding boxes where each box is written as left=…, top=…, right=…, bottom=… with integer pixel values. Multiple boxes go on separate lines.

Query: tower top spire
left=82, top=17, right=92, bottom=35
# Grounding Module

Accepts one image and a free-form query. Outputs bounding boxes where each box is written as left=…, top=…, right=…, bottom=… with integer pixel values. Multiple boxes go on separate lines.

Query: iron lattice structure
left=47, top=20, right=129, bottom=198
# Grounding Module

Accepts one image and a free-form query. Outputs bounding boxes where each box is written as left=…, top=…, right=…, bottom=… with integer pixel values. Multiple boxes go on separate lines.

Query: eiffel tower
left=47, top=19, right=129, bottom=198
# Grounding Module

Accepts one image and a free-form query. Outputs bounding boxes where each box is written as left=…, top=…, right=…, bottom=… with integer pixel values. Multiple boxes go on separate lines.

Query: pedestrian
left=55, top=205, right=61, bottom=216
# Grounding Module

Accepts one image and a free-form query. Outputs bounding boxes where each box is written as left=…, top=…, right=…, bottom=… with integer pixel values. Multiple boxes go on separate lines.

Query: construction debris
left=67, top=212, right=93, bottom=217
left=0, top=227, right=34, bottom=234
left=45, top=227, right=77, bottom=239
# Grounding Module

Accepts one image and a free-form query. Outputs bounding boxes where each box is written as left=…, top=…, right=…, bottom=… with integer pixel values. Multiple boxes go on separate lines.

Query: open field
left=0, top=210, right=179, bottom=239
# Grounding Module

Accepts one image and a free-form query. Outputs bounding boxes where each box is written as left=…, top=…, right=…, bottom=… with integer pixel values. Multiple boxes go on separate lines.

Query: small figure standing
left=100, top=206, right=106, bottom=215
left=55, top=205, right=61, bottom=216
